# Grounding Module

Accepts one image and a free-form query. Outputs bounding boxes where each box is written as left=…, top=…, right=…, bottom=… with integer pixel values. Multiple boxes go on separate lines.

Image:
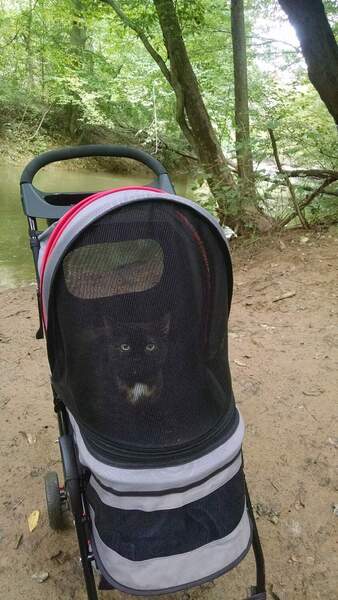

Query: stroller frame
left=20, top=145, right=266, bottom=600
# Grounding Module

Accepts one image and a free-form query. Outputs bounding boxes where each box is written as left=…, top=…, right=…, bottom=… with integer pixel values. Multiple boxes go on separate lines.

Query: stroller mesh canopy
left=47, top=200, right=234, bottom=455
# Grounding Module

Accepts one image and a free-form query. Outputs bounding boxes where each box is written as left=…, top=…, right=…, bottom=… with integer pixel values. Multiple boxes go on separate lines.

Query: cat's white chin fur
left=129, top=383, right=153, bottom=404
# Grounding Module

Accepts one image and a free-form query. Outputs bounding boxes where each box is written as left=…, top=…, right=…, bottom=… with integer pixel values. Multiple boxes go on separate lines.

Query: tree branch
left=268, top=128, right=309, bottom=228
left=280, top=176, right=338, bottom=227
left=0, top=29, right=20, bottom=50
left=100, top=0, right=172, bottom=85
left=29, top=106, right=50, bottom=140
left=283, top=168, right=338, bottom=179
left=256, top=173, right=338, bottom=198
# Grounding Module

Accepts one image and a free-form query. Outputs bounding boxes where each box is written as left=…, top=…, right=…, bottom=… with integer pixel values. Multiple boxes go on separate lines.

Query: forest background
left=0, top=0, right=337, bottom=233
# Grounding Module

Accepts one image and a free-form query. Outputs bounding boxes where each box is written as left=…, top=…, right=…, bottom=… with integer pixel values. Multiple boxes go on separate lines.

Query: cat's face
left=106, top=314, right=170, bottom=404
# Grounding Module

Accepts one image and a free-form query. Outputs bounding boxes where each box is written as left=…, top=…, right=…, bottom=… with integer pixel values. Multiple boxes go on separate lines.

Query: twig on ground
left=272, top=291, right=296, bottom=302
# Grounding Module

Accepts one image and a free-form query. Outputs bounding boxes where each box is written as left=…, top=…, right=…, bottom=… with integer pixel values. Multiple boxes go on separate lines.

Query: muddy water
left=0, top=164, right=191, bottom=288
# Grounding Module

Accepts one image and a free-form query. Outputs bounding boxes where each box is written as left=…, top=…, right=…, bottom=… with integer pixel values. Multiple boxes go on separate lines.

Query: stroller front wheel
left=44, top=471, right=67, bottom=530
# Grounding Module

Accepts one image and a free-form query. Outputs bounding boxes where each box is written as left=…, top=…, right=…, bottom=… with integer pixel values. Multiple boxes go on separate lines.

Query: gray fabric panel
left=89, top=504, right=251, bottom=592
left=95, top=529, right=252, bottom=596
left=69, top=410, right=244, bottom=492
left=89, top=452, right=242, bottom=511
left=41, top=189, right=231, bottom=325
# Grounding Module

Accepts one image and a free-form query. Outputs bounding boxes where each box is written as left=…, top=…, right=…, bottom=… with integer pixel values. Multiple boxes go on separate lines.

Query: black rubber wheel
left=44, top=471, right=65, bottom=531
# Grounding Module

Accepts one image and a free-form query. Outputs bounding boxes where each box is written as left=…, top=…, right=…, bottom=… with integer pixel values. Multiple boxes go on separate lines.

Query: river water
left=0, top=164, right=191, bottom=288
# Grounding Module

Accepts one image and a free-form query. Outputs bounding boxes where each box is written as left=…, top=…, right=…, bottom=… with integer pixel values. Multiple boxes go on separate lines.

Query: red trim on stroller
left=39, top=186, right=162, bottom=326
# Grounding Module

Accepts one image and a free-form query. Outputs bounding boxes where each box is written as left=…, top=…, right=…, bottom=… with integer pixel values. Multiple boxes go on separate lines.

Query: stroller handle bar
left=20, top=144, right=169, bottom=184
left=20, top=144, right=175, bottom=219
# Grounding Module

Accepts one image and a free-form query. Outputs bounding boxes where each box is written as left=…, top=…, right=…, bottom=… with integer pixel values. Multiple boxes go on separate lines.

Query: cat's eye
left=120, top=344, right=131, bottom=352
left=145, top=343, right=157, bottom=352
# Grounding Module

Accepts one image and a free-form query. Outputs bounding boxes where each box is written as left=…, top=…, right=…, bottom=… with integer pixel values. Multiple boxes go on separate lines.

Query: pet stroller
left=20, top=145, right=266, bottom=599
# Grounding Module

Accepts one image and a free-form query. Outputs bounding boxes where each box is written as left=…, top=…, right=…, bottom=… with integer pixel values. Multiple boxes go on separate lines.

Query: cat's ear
left=102, top=316, right=120, bottom=335
left=159, top=313, right=171, bottom=336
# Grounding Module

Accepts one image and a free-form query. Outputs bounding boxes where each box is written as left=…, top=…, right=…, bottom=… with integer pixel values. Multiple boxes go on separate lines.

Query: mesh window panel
left=47, top=201, right=233, bottom=453
left=63, top=239, right=164, bottom=299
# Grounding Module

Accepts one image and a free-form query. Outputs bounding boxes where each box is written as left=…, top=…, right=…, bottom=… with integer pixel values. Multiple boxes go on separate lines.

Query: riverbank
left=0, top=230, right=337, bottom=599
left=0, top=115, right=191, bottom=176
left=0, top=128, right=154, bottom=175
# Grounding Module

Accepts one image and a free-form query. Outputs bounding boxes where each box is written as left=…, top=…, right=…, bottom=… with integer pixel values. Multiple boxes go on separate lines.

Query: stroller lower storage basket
left=70, top=410, right=251, bottom=594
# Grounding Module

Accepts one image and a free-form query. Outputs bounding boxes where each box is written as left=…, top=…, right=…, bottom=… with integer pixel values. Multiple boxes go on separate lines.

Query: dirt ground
left=0, top=229, right=337, bottom=600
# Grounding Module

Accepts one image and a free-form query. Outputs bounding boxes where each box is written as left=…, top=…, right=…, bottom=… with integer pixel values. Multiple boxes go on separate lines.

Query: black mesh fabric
left=47, top=200, right=234, bottom=459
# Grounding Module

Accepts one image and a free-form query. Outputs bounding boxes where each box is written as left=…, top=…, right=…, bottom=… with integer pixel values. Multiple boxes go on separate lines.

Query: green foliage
left=0, top=0, right=336, bottom=225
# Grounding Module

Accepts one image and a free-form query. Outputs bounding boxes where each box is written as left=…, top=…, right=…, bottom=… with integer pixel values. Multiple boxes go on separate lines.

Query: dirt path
left=0, top=230, right=337, bottom=600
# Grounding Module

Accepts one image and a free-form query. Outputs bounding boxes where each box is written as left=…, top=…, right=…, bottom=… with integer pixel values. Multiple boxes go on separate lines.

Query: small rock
left=222, top=225, right=237, bottom=240
left=234, top=359, right=247, bottom=367
left=289, top=555, right=298, bottom=563
left=306, top=556, right=315, bottom=565
left=279, top=240, right=286, bottom=251
left=302, top=387, right=324, bottom=397
left=270, top=514, right=279, bottom=525
left=255, top=502, right=280, bottom=524
left=19, top=431, right=37, bottom=445
left=288, top=519, right=302, bottom=536
left=332, top=503, right=338, bottom=516
left=229, top=332, right=240, bottom=339
left=328, top=437, right=338, bottom=448
left=300, top=236, right=309, bottom=244
left=50, top=550, right=70, bottom=564
left=32, top=572, right=49, bottom=583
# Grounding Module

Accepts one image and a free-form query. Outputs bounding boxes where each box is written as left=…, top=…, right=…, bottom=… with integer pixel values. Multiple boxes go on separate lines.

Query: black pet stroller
left=20, top=145, right=266, bottom=599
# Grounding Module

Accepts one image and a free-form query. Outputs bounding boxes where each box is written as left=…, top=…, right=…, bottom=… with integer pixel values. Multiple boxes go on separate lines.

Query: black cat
left=106, top=313, right=170, bottom=405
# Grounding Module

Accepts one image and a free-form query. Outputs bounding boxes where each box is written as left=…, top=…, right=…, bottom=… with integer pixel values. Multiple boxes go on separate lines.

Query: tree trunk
left=67, top=0, right=87, bottom=137
left=230, top=0, right=255, bottom=200
left=278, top=0, right=338, bottom=126
left=153, top=0, right=235, bottom=222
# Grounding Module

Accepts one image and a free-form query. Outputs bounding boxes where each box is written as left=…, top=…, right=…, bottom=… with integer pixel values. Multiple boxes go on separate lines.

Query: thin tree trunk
left=39, top=0, right=46, bottom=97
left=24, top=0, right=34, bottom=85
left=67, top=0, right=87, bottom=137
left=278, top=0, right=338, bottom=126
left=230, top=0, right=255, bottom=199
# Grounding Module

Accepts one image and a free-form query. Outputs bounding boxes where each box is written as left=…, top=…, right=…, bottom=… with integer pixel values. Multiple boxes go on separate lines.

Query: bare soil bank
left=0, top=230, right=337, bottom=600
